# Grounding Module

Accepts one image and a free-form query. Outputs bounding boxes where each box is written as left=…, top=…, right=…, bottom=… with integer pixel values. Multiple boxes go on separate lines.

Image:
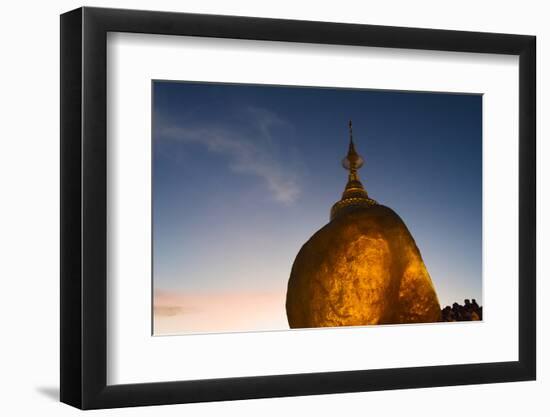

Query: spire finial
left=343, top=120, right=363, bottom=172
left=330, top=120, right=377, bottom=220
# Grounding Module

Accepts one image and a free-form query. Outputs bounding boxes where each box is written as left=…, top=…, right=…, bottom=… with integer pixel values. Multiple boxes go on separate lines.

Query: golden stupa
left=286, top=121, right=441, bottom=328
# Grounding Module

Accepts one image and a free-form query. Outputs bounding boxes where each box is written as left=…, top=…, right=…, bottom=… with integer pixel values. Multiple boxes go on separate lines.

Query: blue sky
left=152, top=81, right=482, bottom=333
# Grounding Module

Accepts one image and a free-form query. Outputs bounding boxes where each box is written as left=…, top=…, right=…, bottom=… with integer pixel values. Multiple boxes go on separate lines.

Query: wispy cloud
left=153, top=289, right=288, bottom=335
left=159, top=107, right=302, bottom=204
left=153, top=305, right=185, bottom=317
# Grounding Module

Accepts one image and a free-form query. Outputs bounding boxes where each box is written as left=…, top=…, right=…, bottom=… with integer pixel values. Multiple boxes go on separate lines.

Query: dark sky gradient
left=153, top=81, right=482, bottom=310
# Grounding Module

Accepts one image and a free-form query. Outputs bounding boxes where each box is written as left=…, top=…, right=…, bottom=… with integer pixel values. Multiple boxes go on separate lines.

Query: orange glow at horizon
left=153, top=290, right=288, bottom=335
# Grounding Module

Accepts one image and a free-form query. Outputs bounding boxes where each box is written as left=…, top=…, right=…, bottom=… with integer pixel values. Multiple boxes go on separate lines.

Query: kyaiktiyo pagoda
left=286, top=121, right=441, bottom=328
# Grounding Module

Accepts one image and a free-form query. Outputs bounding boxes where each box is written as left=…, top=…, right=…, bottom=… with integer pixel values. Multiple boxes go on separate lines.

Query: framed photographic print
left=60, top=6, right=536, bottom=409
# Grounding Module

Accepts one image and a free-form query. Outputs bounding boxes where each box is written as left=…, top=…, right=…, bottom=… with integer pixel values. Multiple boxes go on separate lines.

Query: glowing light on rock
left=286, top=121, right=441, bottom=328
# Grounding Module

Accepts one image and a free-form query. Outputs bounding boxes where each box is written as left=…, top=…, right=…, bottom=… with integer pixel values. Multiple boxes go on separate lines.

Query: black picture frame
left=60, top=6, right=536, bottom=410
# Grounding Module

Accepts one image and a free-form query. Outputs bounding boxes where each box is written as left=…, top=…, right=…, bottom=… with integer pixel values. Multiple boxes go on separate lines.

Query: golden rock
left=286, top=121, right=441, bottom=328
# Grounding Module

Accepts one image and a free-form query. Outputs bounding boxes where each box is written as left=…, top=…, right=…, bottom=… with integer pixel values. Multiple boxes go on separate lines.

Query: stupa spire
left=330, top=120, right=377, bottom=220
left=343, top=120, right=364, bottom=182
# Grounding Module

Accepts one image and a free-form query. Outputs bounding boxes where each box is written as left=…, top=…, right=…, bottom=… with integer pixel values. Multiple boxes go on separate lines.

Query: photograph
left=51, top=3, right=538, bottom=412
left=152, top=81, right=483, bottom=335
